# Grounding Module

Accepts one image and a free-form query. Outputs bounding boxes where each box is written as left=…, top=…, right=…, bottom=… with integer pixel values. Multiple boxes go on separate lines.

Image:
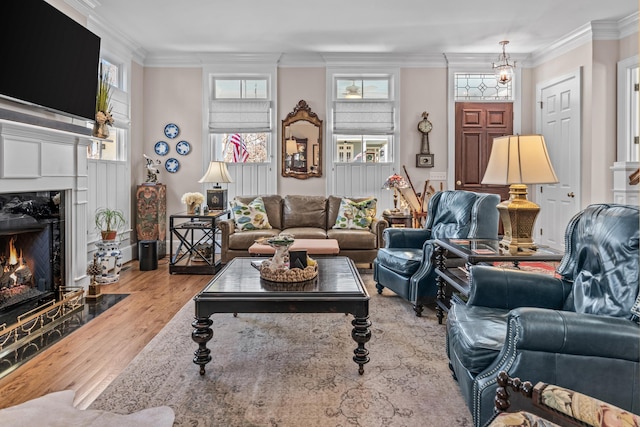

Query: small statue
left=144, top=154, right=161, bottom=184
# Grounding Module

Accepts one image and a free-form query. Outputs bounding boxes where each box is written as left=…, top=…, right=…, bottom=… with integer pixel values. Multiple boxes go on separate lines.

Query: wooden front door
left=455, top=102, right=513, bottom=202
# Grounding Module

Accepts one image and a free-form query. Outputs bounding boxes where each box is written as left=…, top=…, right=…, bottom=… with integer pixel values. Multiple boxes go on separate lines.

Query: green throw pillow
left=333, top=198, right=377, bottom=230
left=231, top=197, right=272, bottom=231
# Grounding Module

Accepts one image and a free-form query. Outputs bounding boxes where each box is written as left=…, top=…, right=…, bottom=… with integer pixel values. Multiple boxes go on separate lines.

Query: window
left=214, top=78, right=267, bottom=99
left=333, top=75, right=394, bottom=162
left=99, top=58, right=119, bottom=89
left=211, top=132, right=268, bottom=163
left=454, top=73, right=513, bottom=101
left=335, top=135, right=390, bottom=163
left=87, top=127, right=126, bottom=161
left=209, top=76, right=272, bottom=162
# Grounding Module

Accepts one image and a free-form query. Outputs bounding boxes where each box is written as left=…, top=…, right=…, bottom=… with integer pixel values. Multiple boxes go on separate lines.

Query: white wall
left=142, top=67, right=203, bottom=219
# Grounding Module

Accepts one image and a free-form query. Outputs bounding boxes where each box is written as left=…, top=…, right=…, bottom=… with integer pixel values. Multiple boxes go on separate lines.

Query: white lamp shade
left=198, top=161, right=233, bottom=184
left=286, top=138, right=298, bottom=155
left=482, top=135, right=559, bottom=185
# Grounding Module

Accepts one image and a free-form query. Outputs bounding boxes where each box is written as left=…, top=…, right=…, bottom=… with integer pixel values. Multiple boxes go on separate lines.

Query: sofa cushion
left=231, top=197, right=272, bottom=231
left=235, top=195, right=282, bottom=229
left=327, top=195, right=376, bottom=229
left=327, top=229, right=377, bottom=250
left=332, top=198, right=377, bottom=230
left=282, top=227, right=328, bottom=239
left=283, top=195, right=327, bottom=229
left=228, top=229, right=280, bottom=250
left=375, top=248, right=423, bottom=276
left=447, top=304, right=508, bottom=375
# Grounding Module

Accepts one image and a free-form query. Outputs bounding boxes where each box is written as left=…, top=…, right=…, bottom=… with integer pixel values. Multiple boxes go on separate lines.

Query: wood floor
left=0, top=259, right=211, bottom=410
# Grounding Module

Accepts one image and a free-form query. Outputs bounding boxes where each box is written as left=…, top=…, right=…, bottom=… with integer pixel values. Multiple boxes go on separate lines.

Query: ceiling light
left=344, top=81, right=362, bottom=99
left=492, top=41, right=516, bottom=85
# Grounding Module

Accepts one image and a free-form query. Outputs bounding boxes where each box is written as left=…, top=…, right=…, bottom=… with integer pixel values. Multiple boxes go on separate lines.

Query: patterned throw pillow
left=333, top=198, right=377, bottom=230
left=231, top=197, right=272, bottom=231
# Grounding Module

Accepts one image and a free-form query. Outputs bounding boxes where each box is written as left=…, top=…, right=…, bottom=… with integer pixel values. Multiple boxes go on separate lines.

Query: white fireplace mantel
left=0, top=116, right=92, bottom=289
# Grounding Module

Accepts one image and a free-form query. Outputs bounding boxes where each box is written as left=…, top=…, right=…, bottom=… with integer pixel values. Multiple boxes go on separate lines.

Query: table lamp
left=382, top=174, right=408, bottom=212
left=198, top=161, right=233, bottom=211
left=481, top=134, right=558, bottom=254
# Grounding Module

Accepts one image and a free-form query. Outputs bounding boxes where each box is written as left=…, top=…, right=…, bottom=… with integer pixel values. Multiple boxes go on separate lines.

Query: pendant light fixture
left=492, top=40, right=516, bottom=85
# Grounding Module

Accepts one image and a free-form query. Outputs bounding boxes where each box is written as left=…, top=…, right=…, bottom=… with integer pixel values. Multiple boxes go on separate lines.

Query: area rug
left=90, top=272, right=473, bottom=426
left=0, top=390, right=174, bottom=427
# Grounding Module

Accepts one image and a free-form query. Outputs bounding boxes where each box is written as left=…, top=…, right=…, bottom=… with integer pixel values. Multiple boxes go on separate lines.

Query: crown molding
left=144, top=52, right=283, bottom=68
left=618, top=12, right=639, bottom=39
left=529, top=13, right=639, bottom=67
left=320, top=52, right=446, bottom=68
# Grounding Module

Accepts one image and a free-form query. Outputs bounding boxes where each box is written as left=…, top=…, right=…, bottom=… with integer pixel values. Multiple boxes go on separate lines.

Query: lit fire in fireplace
left=1, top=237, right=33, bottom=290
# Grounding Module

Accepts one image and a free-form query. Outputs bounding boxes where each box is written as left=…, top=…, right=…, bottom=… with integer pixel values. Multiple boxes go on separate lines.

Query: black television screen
left=0, top=0, right=101, bottom=121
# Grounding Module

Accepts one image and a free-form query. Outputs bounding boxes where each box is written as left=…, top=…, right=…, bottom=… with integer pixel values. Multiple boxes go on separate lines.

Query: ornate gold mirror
left=282, top=100, right=322, bottom=179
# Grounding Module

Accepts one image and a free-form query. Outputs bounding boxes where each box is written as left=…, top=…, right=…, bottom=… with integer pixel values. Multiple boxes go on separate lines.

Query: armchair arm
left=467, top=265, right=571, bottom=310
left=218, top=219, right=235, bottom=262
left=382, top=227, right=431, bottom=249
left=490, top=372, right=640, bottom=427
left=509, top=307, right=640, bottom=361
left=370, top=218, right=388, bottom=249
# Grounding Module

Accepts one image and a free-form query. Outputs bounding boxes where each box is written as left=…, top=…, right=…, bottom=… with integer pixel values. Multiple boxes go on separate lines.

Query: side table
left=433, top=238, right=564, bottom=324
left=169, top=211, right=229, bottom=274
left=382, top=212, right=413, bottom=228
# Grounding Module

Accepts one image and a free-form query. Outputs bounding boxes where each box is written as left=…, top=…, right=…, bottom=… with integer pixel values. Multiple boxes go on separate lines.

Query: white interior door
left=536, top=69, right=582, bottom=249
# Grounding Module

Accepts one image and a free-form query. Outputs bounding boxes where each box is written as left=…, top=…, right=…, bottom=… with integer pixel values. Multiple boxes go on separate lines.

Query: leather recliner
left=373, top=190, right=500, bottom=316
left=446, top=203, right=640, bottom=427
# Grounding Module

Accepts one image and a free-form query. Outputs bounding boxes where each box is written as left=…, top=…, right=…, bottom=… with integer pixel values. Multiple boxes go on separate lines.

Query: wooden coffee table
left=191, top=256, right=371, bottom=375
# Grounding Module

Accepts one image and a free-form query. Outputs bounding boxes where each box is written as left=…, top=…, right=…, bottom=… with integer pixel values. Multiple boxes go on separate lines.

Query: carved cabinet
left=136, top=184, right=167, bottom=258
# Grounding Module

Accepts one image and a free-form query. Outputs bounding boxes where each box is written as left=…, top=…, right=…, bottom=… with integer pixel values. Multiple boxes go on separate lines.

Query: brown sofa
left=218, top=195, right=388, bottom=264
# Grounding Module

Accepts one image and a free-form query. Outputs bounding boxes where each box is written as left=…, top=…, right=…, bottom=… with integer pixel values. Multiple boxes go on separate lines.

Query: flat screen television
left=0, top=0, right=101, bottom=122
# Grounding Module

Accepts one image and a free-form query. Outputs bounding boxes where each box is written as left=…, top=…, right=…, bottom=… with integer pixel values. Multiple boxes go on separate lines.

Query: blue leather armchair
left=373, top=190, right=500, bottom=316
left=446, top=204, right=640, bottom=427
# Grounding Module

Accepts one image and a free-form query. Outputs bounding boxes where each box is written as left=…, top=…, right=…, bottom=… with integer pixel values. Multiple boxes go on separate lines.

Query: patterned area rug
left=90, top=272, right=473, bottom=426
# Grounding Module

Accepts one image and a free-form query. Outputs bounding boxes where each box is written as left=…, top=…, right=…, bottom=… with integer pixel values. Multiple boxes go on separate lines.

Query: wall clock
left=416, top=111, right=434, bottom=168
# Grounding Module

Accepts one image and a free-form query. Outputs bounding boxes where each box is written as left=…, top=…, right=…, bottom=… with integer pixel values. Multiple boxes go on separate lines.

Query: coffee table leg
left=351, top=315, right=371, bottom=375
left=192, top=316, right=213, bottom=375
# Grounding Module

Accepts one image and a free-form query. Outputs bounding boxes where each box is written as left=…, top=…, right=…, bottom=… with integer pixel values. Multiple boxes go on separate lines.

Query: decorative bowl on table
left=255, top=234, right=319, bottom=284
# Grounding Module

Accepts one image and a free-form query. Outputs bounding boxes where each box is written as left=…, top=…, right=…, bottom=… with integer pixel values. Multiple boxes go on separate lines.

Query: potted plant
left=93, top=64, right=114, bottom=138
left=95, top=207, right=126, bottom=240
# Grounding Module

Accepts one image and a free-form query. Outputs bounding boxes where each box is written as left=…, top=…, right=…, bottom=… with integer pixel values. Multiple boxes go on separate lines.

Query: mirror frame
left=281, top=100, right=322, bottom=179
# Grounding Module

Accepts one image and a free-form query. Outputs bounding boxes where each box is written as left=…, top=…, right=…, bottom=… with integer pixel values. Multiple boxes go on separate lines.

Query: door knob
left=567, top=192, right=575, bottom=198
left=456, top=180, right=462, bottom=186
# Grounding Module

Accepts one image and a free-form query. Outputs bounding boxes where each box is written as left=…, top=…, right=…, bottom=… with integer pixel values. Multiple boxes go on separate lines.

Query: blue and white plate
left=164, top=123, right=180, bottom=139
left=154, top=141, right=169, bottom=156
left=176, top=140, right=191, bottom=155
left=165, top=158, right=180, bottom=173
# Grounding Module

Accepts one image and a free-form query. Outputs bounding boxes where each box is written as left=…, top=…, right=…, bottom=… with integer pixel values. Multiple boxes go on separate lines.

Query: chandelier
left=492, top=40, right=516, bottom=85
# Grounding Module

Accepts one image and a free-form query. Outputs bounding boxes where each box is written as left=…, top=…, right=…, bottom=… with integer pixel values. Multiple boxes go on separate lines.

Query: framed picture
left=416, top=153, right=434, bottom=168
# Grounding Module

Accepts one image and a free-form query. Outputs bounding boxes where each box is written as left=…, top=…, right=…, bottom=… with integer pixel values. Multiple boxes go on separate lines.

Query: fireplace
left=0, top=191, right=64, bottom=317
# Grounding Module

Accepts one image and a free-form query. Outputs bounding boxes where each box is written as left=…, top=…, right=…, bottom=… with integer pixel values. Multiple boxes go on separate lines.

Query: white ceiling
left=86, top=0, right=638, bottom=62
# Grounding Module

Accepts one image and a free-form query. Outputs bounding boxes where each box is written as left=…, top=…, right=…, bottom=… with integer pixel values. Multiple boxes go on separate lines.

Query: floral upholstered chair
left=486, top=371, right=640, bottom=427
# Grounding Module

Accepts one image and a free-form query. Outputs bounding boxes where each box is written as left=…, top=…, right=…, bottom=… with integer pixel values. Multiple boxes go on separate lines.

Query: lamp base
left=207, top=188, right=227, bottom=211
left=497, top=184, right=540, bottom=255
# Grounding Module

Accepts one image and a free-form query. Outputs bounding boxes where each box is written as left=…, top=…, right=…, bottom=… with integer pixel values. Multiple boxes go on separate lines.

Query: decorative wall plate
left=164, top=123, right=180, bottom=139
left=165, top=158, right=180, bottom=173
left=176, top=140, right=191, bottom=155
left=154, top=141, right=169, bottom=156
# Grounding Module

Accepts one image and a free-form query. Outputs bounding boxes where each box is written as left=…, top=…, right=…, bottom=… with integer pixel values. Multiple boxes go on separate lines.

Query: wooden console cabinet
left=136, top=184, right=167, bottom=258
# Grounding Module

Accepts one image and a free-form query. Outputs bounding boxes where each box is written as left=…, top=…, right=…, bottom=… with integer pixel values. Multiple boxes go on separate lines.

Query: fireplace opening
left=0, top=191, right=64, bottom=323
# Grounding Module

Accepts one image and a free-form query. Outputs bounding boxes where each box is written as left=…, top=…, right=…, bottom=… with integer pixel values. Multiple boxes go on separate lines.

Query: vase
left=93, top=121, right=109, bottom=139
left=187, top=202, right=198, bottom=215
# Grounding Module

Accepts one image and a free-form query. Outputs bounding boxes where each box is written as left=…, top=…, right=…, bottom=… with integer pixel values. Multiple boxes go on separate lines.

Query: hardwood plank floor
left=0, top=259, right=211, bottom=410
